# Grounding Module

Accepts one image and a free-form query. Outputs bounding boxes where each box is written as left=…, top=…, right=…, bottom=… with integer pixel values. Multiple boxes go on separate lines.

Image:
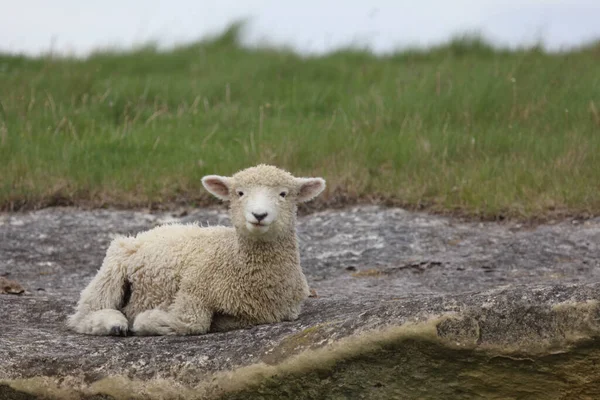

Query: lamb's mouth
left=246, top=221, right=270, bottom=232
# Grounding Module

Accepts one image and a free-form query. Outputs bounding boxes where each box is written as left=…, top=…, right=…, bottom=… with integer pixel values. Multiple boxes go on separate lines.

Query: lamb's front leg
left=282, top=304, right=302, bottom=322
left=132, top=294, right=212, bottom=336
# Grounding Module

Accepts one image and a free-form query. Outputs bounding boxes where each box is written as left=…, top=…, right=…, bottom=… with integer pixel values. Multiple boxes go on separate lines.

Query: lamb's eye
left=237, top=191, right=244, bottom=197
left=280, top=192, right=287, bottom=198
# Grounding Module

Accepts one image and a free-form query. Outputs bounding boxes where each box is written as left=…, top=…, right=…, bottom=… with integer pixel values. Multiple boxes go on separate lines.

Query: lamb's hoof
left=109, top=325, right=128, bottom=336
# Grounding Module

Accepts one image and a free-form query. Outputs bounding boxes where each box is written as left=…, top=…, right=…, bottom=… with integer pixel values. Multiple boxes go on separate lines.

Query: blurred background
left=1, top=1, right=600, bottom=219
left=2, top=0, right=600, bottom=55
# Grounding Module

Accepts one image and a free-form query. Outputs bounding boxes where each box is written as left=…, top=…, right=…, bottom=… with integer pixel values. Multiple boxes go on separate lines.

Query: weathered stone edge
left=3, top=282, right=600, bottom=400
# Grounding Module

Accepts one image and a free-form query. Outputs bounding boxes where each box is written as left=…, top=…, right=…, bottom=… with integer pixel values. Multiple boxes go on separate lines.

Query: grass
left=1, top=25, right=599, bottom=219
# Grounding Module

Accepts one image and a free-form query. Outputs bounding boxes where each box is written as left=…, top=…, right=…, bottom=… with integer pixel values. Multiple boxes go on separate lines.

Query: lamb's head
left=202, top=165, right=325, bottom=239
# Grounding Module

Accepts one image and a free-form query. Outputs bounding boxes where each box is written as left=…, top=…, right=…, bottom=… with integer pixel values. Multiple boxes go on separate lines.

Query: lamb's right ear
left=202, top=175, right=231, bottom=201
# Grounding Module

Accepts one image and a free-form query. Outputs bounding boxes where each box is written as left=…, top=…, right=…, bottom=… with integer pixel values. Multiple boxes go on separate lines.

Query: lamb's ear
left=202, top=175, right=232, bottom=201
left=295, top=178, right=326, bottom=203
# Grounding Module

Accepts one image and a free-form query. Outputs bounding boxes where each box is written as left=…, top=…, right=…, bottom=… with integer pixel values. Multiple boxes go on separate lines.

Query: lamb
left=67, top=164, right=326, bottom=336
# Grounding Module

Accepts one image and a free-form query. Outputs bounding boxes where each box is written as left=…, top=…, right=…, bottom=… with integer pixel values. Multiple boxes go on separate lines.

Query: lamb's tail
left=67, top=236, right=137, bottom=334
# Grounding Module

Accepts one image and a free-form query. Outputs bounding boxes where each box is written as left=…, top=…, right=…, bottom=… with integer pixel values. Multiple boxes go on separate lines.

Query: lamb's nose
left=252, top=212, right=268, bottom=222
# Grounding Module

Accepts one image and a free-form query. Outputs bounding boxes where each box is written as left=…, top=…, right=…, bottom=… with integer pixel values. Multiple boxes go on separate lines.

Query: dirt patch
left=3, top=188, right=596, bottom=225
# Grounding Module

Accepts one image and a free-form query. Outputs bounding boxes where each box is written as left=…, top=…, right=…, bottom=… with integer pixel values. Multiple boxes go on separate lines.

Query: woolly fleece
left=67, top=165, right=325, bottom=336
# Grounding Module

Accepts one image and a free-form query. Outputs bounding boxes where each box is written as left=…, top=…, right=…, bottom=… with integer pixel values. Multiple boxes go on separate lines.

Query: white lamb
left=67, top=164, right=325, bottom=336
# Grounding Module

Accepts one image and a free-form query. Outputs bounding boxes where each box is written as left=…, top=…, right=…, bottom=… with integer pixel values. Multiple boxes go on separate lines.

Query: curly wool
left=67, top=165, right=325, bottom=336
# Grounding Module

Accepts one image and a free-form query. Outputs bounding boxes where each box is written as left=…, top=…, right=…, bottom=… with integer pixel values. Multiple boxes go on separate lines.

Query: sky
left=1, top=0, right=599, bottom=56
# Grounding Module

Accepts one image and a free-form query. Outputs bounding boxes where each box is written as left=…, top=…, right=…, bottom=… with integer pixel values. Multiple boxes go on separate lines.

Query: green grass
left=1, top=25, right=600, bottom=219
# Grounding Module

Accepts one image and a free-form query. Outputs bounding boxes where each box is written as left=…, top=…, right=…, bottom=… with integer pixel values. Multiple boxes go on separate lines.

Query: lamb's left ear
left=202, top=175, right=232, bottom=201
left=295, top=177, right=326, bottom=203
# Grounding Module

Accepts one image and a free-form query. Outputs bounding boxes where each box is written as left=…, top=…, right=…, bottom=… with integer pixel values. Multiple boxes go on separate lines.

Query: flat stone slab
left=2, top=207, right=600, bottom=399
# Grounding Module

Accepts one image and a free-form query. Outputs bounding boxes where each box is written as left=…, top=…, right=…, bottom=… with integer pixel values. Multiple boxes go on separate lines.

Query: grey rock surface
left=1, top=206, right=600, bottom=399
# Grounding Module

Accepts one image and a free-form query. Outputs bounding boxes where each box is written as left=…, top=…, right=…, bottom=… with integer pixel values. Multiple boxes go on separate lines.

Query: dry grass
left=351, top=269, right=384, bottom=278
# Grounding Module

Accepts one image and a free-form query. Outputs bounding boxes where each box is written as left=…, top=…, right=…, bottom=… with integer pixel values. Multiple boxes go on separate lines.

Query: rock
left=0, top=277, right=25, bottom=295
left=2, top=206, right=600, bottom=399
